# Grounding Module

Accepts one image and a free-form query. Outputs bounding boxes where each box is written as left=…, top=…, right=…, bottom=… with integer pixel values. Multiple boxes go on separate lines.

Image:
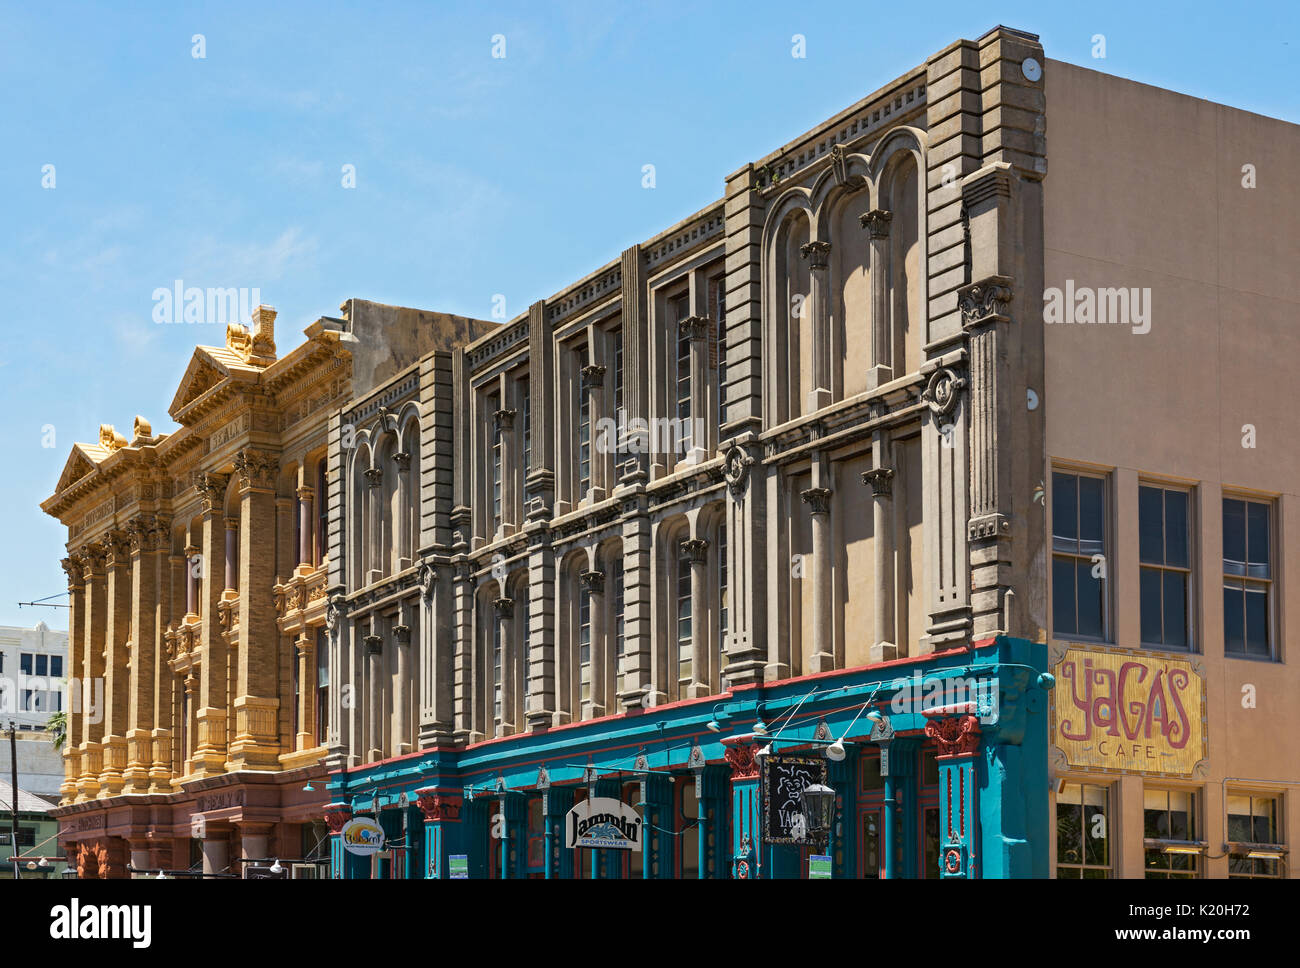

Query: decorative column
left=184, top=541, right=198, bottom=617
left=193, top=472, right=229, bottom=777
left=578, top=571, right=605, bottom=717
left=365, top=629, right=383, bottom=761
left=392, top=621, right=411, bottom=753
left=579, top=364, right=606, bottom=499
left=681, top=538, right=710, bottom=697
left=415, top=789, right=462, bottom=879
left=223, top=516, right=239, bottom=592
left=724, top=739, right=761, bottom=879
left=678, top=316, right=710, bottom=462
left=295, top=633, right=312, bottom=751
left=77, top=543, right=107, bottom=800
left=392, top=453, right=412, bottom=569
left=800, top=485, right=834, bottom=673
left=324, top=802, right=353, bottom=879
left=364, top=465, right=383, bottom=584
left=798, top=239, right=833, bottom=411
left=98, top=530, right=130, bottom=797
left=525, top=535, right=557, bottom=731
left=149, top=519, right=174, bottom=794
left=123, top=516, right=159, bottom=794
left=492, top=407, right=516, bottom=533
left=416, top=564, right=454, bottom=746
left=919, top=365, right=971, bottom=653
left=490, top=599, right=514, bottom=735
left=863, top=435, right=897, bottom=661
left=296, top=486, right=314, bottom=570
left=59, top=558, right=84, bottom=802
left=619, top=499, right=654, bottom=709
left=860, top=210, right=893, bottom=389
left=721, top=441, right=765, bottom=687
left=923, top=711, right=981, bottom=878
left=228, top=448, right=282, bottom=771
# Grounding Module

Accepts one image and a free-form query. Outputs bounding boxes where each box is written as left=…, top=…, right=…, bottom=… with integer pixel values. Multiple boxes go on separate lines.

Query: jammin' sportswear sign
left=1051, top=645, right=1207, bottom=777
left=565, top=797, right=642, bottom=851
left=341, top=817, right=386, bottom=856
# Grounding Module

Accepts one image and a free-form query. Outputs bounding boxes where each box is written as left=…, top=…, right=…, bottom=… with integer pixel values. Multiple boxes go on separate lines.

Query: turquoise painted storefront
left=326, top=636, right=1051, bottom=879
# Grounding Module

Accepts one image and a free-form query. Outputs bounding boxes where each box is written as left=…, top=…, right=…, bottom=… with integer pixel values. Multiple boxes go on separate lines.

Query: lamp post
left=801, top=782, right=837, bottom=849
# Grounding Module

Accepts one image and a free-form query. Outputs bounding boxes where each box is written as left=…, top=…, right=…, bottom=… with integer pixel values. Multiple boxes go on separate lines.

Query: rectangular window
left=677, top=542, right=692, bottom=689
left=291, top=636, right=300, bottom=741
left=315, top=627, right=329, bottom=746
left=19, top=653, right=32, bottom=675
left=711, top=275, right=726, bottom=432
left=1227, top=793, right=1283, bottom=878
left=1056, top=782, right=1111, bottom=878
left=612, top=330, right=625, bottom=434
left=521, top=387, right=531, bottom=476
left=612, top=559, right=625, bottom=697
left=1223, top=497, right=1273, bottom=658
left=491, top=395, right=503, bottom=533
left=1143, top=788, right=1199, bottom=878
left=50, top=655, right=62, bottom=678
left=718, top=521, right=729, bottom=676
left=577, top=347, right=591, bottom=496
left=492, top=613, right=503, bottom=730
left=21, top=689, right=34, bottom=711
left=1139, top=485, right=1192, bottom=649
left=521, top=595, right=531, bottom=710
left=673, top=293, right=692, bottom=457
left=35, top=654, right=48, bottom=676
left=578, top=589, right=591, bottom=705
left=1052, top=471, right=1107, bottom=640
left=316, top=460, right=328, bottom=566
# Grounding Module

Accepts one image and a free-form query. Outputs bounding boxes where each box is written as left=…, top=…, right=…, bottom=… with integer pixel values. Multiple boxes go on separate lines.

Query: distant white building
left=0, top=622, right=69, bottom=797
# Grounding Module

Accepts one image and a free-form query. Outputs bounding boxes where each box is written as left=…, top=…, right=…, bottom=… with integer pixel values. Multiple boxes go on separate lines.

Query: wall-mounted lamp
left=706, top=704, right=727, bottom=732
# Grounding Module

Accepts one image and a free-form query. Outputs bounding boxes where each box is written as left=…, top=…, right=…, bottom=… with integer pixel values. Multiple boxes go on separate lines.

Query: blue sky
left=1, top=0, right=1296, bottom=629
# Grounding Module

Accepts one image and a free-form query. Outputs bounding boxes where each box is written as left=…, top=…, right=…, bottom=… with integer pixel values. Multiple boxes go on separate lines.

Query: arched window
left=675, top=537, right=692, bottom=698
left=400, top=414, right=420, bottom=565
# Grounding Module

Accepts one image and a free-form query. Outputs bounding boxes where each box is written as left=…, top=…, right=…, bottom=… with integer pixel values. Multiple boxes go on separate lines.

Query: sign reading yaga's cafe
left=1050, top=645, right=1208, bottom=778
left=565, top=797, right=643, bottom=851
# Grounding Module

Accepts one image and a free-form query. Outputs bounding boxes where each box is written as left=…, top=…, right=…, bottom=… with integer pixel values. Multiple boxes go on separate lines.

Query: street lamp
left=801, top=783, right=836, bottom=842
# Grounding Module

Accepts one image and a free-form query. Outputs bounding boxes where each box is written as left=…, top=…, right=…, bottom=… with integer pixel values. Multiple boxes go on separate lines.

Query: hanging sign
left=340, top=817, right=386, bottom=856
left=1051, top=645, right=1208, bottom=778
left=761, top=753, right=827, bottom=845
left=448, top=855, right=468, bottom=879
left=809, top=854, right=833, bottom=879
left=565, top=797, right=643, bottom=851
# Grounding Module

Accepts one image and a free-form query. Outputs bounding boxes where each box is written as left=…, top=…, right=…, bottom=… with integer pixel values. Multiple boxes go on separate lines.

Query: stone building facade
left=40, top=301, right=493, bottom=877
left=323, top=26, right=1057, bottom=880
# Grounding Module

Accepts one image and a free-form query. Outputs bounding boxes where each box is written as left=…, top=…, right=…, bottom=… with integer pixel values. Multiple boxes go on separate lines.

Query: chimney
left=250, top=305, right=278, bottom=363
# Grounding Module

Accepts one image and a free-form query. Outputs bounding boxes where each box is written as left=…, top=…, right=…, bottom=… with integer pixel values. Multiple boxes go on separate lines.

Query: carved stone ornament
left=861, top=466, right=895, bottom=498
left=578, top=570, right=604, bottom=594
left=680, top=538, right=709, bottom=564
left=99, top=424, right=127, bottom=452
left=364, top=633, right=382, bottom=654
left=923, top=714, right=982, bottom=758
left=491, top=597, right=514, bottom=618
left=363, top=466, right=383, bottom=488
left=677, top=315, right=711, bottom=342
left=492, top=407, right=516, bottom=431
left=579, top=364, right=607, bottom=393
left=393, top=624, right=411, bottom=644
left=799, top=240, right=832, bottom=270
left=233, top=448, right=278, bottom=491
left=418, top=562, right=437, bottom=602
left=859, top=209, right=893, bottom=239
left=800, top=486, right=832, bottom=515
left=196, top=472, right=229, bottom=514
left=828, top=143, right=865, bottom=189
left=326, top=594, right=344, bottom=633
left=392, top=451, right=411, bottom=472
left=723, top=442, right=756, bottom=497
left=958, top=275, right=1014, bottom=326
left=724, top=742, right=759, bottom=779
left=922, top=367, right=967, bottom=420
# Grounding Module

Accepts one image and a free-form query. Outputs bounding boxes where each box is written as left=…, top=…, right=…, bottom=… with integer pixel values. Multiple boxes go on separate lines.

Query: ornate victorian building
left=41, top=300, right=493, bottom=877
left=324, top=26, right=1056, bottom=880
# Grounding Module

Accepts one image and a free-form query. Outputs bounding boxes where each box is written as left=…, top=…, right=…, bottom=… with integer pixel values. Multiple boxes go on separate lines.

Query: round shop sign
left=341, top=817, right=386, bottom=857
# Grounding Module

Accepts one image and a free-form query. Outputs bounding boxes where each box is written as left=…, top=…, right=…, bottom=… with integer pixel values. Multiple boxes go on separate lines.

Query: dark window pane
left=924, top=808, right=940, bottom=879
left=1053, top=473, right=1078, bottom=545
left=1164, top=490, right=1189, bottom=568
left=1244, top=586, right=1269, bottom=656
left=1139, top=486, right=1164, bottom=564
left=1144, top=809, right=1165, bottom=839
left=1223, top=499, right=1246, bottom=573
left=1163, top=570, right=1188, bottom=648
left=1077, top=560, right=1104, bottom=639
left=1057, top=803, right=1081, bottom=864
left=19, top=653, right=32, bottom=675
left=1079, top=476, right=1105, bottom=550
left=1084, top=804, right=1108, bottom=864
left=51, top=656, right=63, bottom=677
left=35, top=655, right=47, bottom=676
left=1140, top=568, right=1163, bottom=644
left=1170, top=807, right=1191, bottom=842
left=1053, top=556, right=1077, bottom=635
left=861, top=756, right=884, bottom=792
left=1081, top=867, right=1108, bottom=879
left=1224, top=586, right=1245, bottom=654
left=1227, top=812, right=1251, bottom=843
left=1247, top=502, right=1271, bottom=573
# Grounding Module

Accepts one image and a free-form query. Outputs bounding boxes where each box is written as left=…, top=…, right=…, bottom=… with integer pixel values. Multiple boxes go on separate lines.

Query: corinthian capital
left=196, top=473, right=229, bottom=514
left=233, top=448, right=278, bottom=492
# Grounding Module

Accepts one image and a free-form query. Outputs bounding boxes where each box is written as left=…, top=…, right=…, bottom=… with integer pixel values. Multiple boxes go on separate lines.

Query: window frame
left=1138, top=482, right=1196, bottom=652
left=1050, top=468, right=1111, bottom=643
left=1222, top=493, right=1277, bottom=661
left=1056, top=780, right=1113, bottom=878
left=1226, top=791, right=1286, bottom=879
left=1142, top=786, right=1202, bottom=879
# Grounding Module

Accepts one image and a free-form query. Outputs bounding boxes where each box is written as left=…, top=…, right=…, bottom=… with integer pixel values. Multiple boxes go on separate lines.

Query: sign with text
left=340, top=817, right=386, bottom=857
left=761, top=753, right=828, bottom=845
left=565, top=797, right=643, bottom=851
left=448, top=855, right=468, bottom=879
left=1051, top=645, right=1207, bottom=777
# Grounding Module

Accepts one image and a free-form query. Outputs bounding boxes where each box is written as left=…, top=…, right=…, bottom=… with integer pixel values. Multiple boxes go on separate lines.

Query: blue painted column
left=723, top=740, right=760, bottom=879
left=639, top=773, right=670, bottom=879
left=829, top=750, right=856, bottom=878
left=891, top=739, right=917, bottom=878
left=924, top=713, right=981, bottom=878
left=324, top=802, right=352, bottom=880
left=541, top=790, right=557, bottom=879
left=415, top=788, right=462, bottom=879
